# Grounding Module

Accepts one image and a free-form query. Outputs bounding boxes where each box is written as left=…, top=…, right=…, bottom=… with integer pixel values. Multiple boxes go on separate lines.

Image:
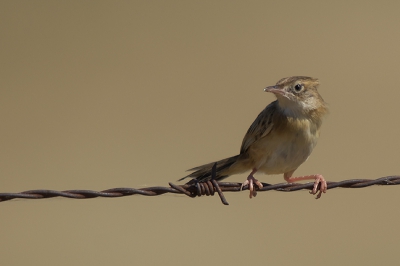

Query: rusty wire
left=1, top=172, right=399, bottom=205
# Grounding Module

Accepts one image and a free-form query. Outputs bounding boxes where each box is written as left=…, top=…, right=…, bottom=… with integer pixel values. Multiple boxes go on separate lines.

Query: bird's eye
left=294, top=84, right=303, bottom=92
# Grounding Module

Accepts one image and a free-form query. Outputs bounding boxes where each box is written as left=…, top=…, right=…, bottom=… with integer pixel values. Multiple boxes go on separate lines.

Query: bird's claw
left=240, top=176, right=263, bottom=199
left=309, top=174, right=327, bottom=199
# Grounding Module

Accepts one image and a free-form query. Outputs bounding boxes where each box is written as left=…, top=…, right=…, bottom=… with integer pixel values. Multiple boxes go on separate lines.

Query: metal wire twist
left=1, top=173, right=399, bottom=205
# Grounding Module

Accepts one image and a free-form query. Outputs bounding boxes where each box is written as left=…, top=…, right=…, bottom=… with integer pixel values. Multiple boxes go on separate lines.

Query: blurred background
left=1, top=1, right=400, bottom=265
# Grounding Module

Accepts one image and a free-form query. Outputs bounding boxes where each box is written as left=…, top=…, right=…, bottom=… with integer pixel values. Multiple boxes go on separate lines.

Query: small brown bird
left=180, top=76, right=329, bottom=199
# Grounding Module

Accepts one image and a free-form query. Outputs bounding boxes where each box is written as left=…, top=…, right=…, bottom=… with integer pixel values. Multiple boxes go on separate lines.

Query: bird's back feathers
left=240, top=101, right=277, bottom=154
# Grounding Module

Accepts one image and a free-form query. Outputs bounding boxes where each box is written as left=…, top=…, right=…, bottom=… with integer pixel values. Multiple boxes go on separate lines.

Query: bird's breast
left=249, top=118, right=319, bottom=174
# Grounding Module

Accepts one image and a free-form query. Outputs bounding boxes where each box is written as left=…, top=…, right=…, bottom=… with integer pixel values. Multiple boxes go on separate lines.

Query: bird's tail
left=179, top=155, right=240, bottom=184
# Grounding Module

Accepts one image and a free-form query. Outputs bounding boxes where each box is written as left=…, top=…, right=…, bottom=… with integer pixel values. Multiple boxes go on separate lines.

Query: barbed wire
left=1, top=173, right=399, bottom=205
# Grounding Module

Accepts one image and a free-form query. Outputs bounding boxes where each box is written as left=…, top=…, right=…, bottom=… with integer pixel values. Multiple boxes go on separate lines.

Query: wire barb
left=1, top=175, right=400, bottom=205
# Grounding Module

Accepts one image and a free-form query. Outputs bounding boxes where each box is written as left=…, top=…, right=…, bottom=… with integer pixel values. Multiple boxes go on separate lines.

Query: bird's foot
left=285, top=174, right=327, bottom=199
left=310, top=174, right=327, bottom=199
left=240, top=175, right=263, bottom=199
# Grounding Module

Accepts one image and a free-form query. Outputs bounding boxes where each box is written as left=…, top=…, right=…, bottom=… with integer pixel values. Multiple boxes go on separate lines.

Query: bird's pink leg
left=284, top=171, right=327, bottom=199
left=240, top=168, right=263, bottom=198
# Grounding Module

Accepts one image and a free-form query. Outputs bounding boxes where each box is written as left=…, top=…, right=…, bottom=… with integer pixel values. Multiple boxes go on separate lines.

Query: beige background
left=1, top=1, right=400, bottom=265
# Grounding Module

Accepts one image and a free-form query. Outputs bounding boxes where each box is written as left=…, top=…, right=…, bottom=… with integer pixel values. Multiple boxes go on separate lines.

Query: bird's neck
left=276, top=98, right=328, bottom=125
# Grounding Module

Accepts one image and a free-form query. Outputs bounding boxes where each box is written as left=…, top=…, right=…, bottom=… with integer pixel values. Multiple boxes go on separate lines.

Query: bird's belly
left=249, top=132, right=318, bottom=175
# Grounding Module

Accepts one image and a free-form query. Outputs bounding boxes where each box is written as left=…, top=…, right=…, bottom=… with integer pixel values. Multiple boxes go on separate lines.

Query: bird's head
left=264, top=76, right=327, bottom=117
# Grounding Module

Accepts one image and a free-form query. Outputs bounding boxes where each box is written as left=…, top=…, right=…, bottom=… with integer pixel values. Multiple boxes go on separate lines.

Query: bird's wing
left=240, top=101, right=277, bottom=154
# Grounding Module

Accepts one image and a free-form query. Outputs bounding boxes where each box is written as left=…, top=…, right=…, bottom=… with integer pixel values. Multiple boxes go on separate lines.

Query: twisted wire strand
left=1, top=175, right=399, bottom=205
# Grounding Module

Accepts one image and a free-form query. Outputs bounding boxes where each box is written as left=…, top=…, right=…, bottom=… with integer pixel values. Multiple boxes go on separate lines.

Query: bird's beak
left=264, top=85, right=284, bottom=96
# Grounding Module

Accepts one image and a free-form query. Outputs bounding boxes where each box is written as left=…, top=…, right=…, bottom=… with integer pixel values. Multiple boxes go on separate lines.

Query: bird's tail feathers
left=179, top=155, right=240, bottom=183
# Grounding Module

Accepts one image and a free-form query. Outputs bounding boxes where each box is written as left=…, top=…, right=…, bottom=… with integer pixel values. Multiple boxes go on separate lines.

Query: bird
left=179, top=76, right=329, bottom=199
